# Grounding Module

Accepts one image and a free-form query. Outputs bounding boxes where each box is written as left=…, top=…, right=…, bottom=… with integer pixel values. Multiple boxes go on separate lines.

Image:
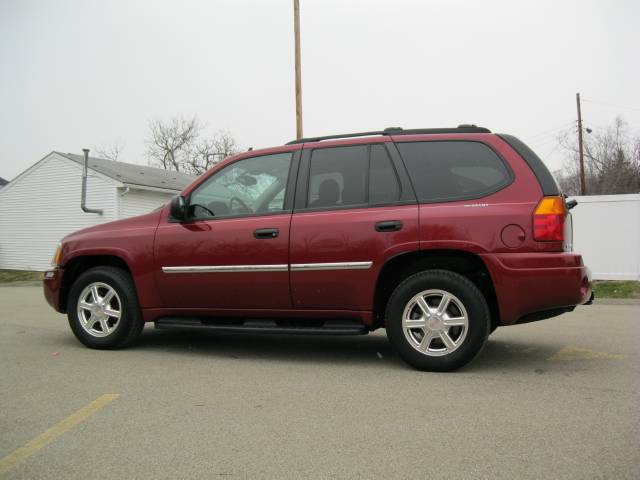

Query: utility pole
left=576, top=92, right=586, bottom=195
left=293, top=0, right=303, bottom=139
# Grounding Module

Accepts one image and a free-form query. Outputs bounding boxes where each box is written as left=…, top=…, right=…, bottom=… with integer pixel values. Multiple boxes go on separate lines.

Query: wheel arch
left=373, top=249, right=500, bottom=329
left=59, top=255, right=132, bottom=313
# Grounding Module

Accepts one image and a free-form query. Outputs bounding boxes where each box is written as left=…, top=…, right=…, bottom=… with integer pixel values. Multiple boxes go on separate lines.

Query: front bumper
left=43, top=268, right=64, bottom=312
left=481, top=252, right=592, bottom=326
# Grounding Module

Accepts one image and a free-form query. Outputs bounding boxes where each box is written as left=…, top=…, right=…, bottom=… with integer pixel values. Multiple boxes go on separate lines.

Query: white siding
left=0, top=154, right=118, bottom=271
left=570, top=194, right=640, bottom=280
left=119, top=188, right=174, bottom=218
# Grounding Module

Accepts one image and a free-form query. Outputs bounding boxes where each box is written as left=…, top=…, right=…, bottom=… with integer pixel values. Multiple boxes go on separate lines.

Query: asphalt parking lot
left=1, top=285, right=638, bottom=479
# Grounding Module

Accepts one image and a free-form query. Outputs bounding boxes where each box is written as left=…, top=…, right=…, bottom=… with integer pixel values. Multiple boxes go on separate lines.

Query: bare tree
left=557, top=117, right=640, bottom=195
left=146, top=117, right=239, bottom=174
left=186, top=130, right=239, bottom=175
left=146, top=116, right=202, bottom=172
left=94, top=142, right=124, bottom=162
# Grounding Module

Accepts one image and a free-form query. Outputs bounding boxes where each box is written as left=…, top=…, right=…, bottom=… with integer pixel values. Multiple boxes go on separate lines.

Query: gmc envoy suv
left=44, top=125, right=592, bottom=371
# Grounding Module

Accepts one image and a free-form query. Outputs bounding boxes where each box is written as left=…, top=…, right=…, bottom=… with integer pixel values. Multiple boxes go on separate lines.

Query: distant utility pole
left=293, top=0, right=303, bottom=139
left=576, top=92, right=586, bottom=195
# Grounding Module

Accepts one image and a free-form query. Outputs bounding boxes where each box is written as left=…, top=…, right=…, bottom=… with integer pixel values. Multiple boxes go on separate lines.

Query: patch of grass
left=0, top=269, right=43, bottom=283
left=592, top=280, right=640, bottom=299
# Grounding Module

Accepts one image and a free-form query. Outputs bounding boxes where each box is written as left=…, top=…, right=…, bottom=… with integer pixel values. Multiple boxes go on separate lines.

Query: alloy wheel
left=76, top=282, right=122, bottom=337
left=401, top=289, right=469, bottom=357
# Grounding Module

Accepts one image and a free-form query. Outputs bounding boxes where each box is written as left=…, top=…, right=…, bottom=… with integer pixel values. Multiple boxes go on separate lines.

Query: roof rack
left=285, top=124, right=491, bottom=145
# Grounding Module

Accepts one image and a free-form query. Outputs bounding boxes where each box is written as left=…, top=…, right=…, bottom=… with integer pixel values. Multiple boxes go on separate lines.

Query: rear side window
left=369, top=144, right=401, bottom=204
left=397, top=141, right=512, bottom=203
left=308, top=145, right=367, bottom=208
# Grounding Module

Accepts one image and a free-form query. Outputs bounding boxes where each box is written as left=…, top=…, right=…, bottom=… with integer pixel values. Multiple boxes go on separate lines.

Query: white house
left=0, top=151, right=196, bottom=271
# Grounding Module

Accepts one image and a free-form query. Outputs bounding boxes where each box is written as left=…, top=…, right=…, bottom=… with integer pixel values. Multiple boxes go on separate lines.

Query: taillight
left=533, top=196, right=566, bottom=241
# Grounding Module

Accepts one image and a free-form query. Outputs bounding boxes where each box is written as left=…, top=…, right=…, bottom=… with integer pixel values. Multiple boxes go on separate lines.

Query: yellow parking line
left=0, top=393, right=120, bottom=475
left=547, top=345, right=624, bottom=361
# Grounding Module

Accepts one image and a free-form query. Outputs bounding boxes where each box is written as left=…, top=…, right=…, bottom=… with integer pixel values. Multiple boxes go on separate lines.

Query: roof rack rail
left=286, top=125, right=490, bottom=145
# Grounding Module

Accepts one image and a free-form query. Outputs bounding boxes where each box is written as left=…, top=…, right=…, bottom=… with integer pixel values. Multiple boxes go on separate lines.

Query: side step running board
left=154, top=317, right=368, bottom=336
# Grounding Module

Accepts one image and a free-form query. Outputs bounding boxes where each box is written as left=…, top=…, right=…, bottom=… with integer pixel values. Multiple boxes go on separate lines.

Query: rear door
left=289, top=140, right=419, bottom=311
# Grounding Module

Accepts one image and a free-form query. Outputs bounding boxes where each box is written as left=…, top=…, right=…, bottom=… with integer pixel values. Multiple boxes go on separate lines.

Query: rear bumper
left=481, top=252, right=592, bottom=326
left=43, top=268, right=64, bottom=312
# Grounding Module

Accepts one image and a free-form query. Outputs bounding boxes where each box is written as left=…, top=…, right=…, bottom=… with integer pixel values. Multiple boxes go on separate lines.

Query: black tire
left=67, top=266, right=145, bottom=349
left=385, top=269, right=490, bottom=372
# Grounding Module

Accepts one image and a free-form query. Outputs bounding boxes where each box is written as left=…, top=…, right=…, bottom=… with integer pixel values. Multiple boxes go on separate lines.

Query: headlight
left=51, top=242, right=62, bottom=267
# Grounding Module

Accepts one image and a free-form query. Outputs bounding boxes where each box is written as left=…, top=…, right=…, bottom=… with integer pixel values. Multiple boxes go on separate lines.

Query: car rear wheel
left=385, top=269, right=490, bottom=371
left=67, top=266, right=145, bottom=349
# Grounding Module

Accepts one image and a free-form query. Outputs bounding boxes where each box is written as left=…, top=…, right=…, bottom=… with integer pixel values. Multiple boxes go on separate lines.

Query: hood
left=63, top=209, right=163, bottom=243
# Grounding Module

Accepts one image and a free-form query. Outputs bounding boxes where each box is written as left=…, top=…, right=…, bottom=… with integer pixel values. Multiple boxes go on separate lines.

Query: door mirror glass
left=237, top=172, right=258, bottom=187
left=169, top=195, right=187, bottom=220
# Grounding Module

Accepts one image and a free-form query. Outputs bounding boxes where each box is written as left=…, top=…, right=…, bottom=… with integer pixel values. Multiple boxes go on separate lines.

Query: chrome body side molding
left=162, top=261, right=373, bottom=273
left=162, top=265, right=289, bottom=273
left=290, top=261, right=373, bottom=271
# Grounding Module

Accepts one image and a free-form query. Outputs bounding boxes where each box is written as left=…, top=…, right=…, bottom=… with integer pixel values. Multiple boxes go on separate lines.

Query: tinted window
left=189, top=152, right=292, bottom=218
left=498, top=134, right=560, bottom=195
left=369, top=144, right=400, bottom=204
left=308, top=145, right=367, bottom=208
left=397, top=141, right=511, bottom=202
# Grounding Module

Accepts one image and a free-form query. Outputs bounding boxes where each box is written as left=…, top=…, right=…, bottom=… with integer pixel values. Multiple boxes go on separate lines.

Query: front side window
left=307, top=145, right=368, bottom=208
left=189, top=152, right=292, bottom=219
left=396, top=141, right=512, bottom=203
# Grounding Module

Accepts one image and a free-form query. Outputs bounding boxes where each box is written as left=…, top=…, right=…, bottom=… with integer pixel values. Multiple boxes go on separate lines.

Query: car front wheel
left=67, top=266, right=145, bottom=349
left=385, top=269, right=490, bottom=371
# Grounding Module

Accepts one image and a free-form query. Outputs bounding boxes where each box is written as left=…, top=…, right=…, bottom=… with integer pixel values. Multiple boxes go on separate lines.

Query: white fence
left=569, top=194, right=640, bottom=280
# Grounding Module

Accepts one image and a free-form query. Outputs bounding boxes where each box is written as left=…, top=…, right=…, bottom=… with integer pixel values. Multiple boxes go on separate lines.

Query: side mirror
left=169, top=195, right=187, bottom=220
left=566, top=199, right=578, bottom=210
left=237, top=173, right=257, bottom=187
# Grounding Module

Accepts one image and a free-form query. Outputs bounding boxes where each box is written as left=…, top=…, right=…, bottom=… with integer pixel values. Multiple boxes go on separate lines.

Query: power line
left=527, top=121, right=576, bottom=141
left=530, top=133, right=565, bottom=147
left=541, top=142, right=563, bottom=161
left=528, top=126, right=574, bottom=148
left=530, top=137, right=561, bottom=150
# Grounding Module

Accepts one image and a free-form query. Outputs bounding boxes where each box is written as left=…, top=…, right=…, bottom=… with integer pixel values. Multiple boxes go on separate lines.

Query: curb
left=0, top=281, right=42, bottom=287
left=593, top=298, right=640, bottom=306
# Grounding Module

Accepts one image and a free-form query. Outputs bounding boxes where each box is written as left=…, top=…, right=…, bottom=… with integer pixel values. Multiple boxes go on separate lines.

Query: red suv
left=43, top=125, right=592, bottom=371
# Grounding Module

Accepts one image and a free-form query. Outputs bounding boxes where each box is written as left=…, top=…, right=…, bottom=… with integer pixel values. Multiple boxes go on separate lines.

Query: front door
left=154, top=150, right=297, bottom=309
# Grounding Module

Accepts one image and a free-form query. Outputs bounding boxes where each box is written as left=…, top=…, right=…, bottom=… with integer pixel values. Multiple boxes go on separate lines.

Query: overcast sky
left=1, top=0, right=638, bottom=181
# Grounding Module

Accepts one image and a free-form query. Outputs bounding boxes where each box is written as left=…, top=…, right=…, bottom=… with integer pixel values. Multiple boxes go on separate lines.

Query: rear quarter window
left=396, top=141, right=513, bottom=203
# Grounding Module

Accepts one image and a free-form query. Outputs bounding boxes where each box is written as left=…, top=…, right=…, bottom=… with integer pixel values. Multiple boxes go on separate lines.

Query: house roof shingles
left=57, top=152, right=196, bottom=192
